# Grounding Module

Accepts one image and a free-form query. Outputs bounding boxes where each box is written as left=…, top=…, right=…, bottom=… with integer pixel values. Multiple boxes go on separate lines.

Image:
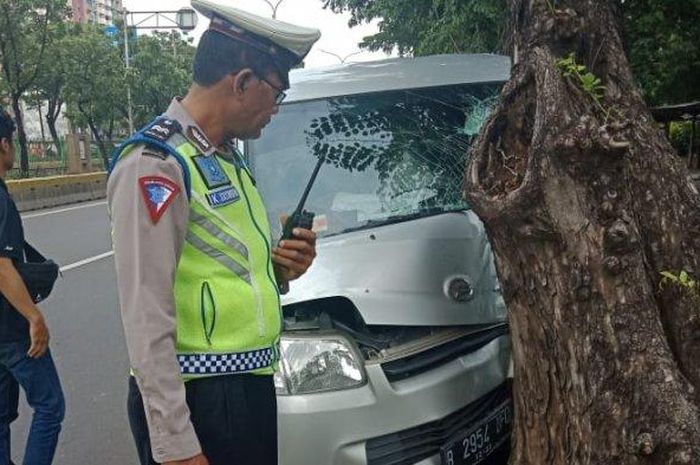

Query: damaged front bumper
left=277, top=333, right=511, bottom=465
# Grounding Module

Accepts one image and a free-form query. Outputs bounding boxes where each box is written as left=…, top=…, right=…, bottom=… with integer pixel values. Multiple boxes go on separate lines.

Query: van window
left=249, top=84, right=500, bottom=239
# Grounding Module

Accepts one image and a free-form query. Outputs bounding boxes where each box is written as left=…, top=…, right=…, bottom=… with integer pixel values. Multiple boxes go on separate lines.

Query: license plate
left=440, top=399, right=513, bottom=465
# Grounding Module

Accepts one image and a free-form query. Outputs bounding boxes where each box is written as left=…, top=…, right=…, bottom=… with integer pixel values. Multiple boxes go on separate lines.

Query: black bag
left=16, top=241, right=60, bottom=303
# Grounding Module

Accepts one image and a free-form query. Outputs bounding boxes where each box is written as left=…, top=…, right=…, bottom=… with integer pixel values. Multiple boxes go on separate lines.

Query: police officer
left=107, top=2, right=320, bottom=464
left=0, top=109, right=65, bottom=465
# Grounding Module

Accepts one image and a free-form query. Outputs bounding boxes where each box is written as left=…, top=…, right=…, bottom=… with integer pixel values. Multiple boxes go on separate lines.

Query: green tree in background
left=129, top=31, right=196, bottom=129
left=0, top=6, right=195, bottom=175
left=622, top=0, right=700, bottom=105
left=62, top=25, right=127, bottom=169
left=0, top=0, right=69, bottom=176
left=323, top=0, right=507, bottom=55
left=59, top=27, right=195, bottom=168
left=323, top=0, right=700, bottom=105
left=31, top=21, right=76, bottom=158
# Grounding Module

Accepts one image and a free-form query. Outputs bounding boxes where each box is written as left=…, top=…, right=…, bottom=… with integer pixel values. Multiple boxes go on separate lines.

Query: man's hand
left=273, top=215, right=317, bottom=282
left=164, top=453, right=209, bottom=465
left=27, top=312, right=49, bottom=358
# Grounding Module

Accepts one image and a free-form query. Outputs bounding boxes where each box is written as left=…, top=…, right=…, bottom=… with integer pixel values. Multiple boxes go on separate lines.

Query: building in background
left=70, top=0, right=123, bottom=25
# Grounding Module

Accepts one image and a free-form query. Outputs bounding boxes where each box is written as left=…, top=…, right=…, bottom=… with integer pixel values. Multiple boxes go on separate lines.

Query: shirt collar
left=164, top=98, right=217, bottom=157
left=216, top=147, right=237, bottom=165
left=0, top=177, right=7, bottom=193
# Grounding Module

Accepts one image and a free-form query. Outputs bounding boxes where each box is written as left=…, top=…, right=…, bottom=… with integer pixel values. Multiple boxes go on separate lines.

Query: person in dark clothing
left=0, top=109, right=64, bottom=465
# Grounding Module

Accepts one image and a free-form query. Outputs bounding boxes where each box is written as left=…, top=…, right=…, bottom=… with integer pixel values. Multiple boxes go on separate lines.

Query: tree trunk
left=46, top=98, right=63, bottom=158
left=46, top=112, right=61, bottom=158
left=87, top=120, right=109, bottom=171
left=106, top=116, right=114, bottom=143
left=11, top=94, right=29, bottom=177
left=464, top=1, right=700, bottom=464
left=37, top=103, right=46, bottom=143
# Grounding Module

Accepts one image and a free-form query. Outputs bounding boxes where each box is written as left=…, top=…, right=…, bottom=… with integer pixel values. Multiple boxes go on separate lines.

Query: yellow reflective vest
left=112, top=121, right=282, bottom=378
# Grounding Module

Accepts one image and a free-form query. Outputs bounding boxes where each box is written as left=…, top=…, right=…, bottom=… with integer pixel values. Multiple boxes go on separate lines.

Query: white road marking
left=60, top=251, right=114, bottom=272
left=22, top=200, right=108, bottom=219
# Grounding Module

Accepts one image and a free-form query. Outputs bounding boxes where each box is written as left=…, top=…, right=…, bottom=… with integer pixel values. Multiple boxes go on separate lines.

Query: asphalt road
left=10, top=200, right=138, bottom=465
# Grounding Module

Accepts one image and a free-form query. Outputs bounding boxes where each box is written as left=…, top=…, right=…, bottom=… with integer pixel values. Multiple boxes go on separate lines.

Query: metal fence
left=6, top=138, right=120, bottom=179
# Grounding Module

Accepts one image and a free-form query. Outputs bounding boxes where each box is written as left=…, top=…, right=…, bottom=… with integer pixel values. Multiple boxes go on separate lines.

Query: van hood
left=281, top=211, right=506, bottom=326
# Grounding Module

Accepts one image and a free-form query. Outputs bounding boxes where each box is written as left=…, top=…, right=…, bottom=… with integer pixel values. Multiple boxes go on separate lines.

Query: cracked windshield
left=250, top=84, right=500, bottom=239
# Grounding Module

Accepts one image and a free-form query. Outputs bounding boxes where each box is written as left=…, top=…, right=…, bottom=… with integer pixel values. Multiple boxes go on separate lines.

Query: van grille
left=365, top=382, right=511, bottom=465
left=380, top=324, right=508, bottom=382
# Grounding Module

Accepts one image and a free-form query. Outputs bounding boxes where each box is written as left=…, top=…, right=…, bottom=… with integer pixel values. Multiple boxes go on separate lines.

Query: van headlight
left=274, top=333, right=366, bottom=395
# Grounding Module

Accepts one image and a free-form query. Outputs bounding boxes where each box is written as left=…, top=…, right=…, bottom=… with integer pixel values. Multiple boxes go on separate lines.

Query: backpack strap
left=23, top=241, right=46, bottom=263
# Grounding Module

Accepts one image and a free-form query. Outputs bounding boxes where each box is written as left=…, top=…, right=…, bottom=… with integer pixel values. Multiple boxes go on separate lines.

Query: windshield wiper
left=330, top=206, right=469, bottom=236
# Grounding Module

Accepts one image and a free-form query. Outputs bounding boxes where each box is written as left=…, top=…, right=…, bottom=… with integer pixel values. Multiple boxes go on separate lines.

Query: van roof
left=285, top=53, right=511, bottom=104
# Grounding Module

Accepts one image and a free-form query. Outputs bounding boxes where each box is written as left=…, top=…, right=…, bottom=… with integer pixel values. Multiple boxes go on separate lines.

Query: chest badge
left=193, top=155, right=231, bottom=190
left=207, top=186, right=240, bottom=208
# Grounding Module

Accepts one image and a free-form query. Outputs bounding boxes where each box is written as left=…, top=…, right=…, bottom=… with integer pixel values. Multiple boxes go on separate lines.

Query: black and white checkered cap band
left=178, top=347, right=275, bottom=375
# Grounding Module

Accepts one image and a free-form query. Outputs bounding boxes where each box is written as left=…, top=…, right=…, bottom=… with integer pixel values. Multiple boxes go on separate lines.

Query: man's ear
left=231, top=69, right=256, bottom=97
left=0, top=138, right=9, bottom=155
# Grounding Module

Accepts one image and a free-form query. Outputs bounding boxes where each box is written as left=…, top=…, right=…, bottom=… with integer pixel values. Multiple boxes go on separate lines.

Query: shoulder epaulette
left=143, top=117, right=182, bottom=142
left=109, top=116, right=192, bottom=199
left=141, top=149, right=169, bottom=161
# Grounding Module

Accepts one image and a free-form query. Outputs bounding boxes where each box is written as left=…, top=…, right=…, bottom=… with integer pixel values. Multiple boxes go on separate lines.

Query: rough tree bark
left=465, top=1, right=700, bottom=464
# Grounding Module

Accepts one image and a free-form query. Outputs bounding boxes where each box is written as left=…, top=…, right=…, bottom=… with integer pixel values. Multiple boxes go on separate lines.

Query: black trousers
left=127, top=374, right=278, bottom=465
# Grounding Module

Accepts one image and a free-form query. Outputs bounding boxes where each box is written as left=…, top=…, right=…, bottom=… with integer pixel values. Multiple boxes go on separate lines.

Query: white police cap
left=191, top=0, right=321, bottom=70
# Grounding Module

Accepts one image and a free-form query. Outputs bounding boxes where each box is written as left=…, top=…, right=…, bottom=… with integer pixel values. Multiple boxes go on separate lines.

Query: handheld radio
left=280, top=154, right=326, bottom=242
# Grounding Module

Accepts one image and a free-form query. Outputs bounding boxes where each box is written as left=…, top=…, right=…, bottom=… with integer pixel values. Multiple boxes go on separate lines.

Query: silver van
left=247, top=54, right=512, bottom=465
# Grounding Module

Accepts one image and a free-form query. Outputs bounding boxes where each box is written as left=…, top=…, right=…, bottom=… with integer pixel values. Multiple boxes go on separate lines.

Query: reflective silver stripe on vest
left=177, top=347, right=275, bottom=375
left=190, top=211, right=249, bottom=259
left=185, top=231, right=251, bottom=284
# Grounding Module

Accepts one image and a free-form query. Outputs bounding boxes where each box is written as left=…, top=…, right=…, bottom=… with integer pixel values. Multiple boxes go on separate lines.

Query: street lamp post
left=123, top=9, right=134, bottom=134
left=122, top=8, right=198, bottom=134
left=318, top=49, right=363, bottom=64
left=260, top=0, right=286, bottom=19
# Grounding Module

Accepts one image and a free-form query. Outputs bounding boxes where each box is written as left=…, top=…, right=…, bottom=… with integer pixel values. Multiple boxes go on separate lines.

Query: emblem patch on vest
left=193, top=155, right=231, bottom=189
left=206, top=186, right=240, bottom=208
left=138, top=176, right=181, bottom=224
left=143, top=118, right=181, bottom=142
left=187, top=126, right=213, bottom=153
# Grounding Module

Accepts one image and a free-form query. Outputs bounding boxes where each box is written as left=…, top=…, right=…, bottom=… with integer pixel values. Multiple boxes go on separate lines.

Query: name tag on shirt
left=207, top=186, right=240, bottom=208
